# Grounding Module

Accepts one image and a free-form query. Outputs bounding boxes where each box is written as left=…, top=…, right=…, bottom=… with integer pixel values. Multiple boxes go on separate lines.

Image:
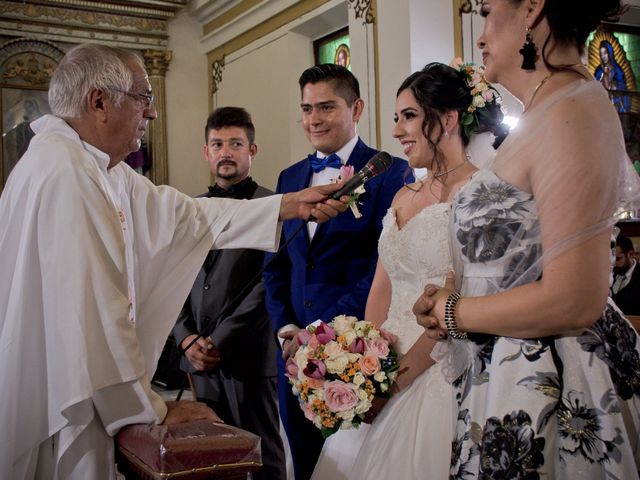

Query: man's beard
left=613, top=265, right=630, bottom=276
left=217, top=161, right=238, bottom=180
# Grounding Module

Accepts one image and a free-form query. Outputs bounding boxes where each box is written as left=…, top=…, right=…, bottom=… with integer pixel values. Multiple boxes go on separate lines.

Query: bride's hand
left=413, top=273, right=455, bottom=341
left=363, top=396, right=391, bottom=424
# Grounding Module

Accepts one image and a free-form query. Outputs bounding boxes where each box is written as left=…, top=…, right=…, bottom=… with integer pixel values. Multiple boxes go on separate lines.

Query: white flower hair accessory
left=449, top=58, right=501, bottom=140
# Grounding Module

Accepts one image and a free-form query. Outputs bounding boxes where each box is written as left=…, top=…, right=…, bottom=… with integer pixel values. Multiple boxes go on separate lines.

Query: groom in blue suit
left=263, top=64, right=410, bottom=480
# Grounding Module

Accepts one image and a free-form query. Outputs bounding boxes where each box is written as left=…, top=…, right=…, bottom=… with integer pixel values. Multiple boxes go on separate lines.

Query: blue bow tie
left=309, top=153, right=342, bottom=173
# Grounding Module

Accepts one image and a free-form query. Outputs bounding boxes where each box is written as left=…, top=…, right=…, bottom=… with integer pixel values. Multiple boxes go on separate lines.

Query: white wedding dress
left=311, top=203, right=455, bottom=480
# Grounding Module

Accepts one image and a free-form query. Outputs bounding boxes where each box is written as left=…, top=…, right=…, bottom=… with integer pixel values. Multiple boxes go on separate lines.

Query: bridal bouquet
left=285, top=315, right=399, bottom=438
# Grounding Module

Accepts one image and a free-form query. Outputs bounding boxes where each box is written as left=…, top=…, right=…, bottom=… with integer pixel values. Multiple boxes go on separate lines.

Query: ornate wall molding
left=458, top=0, right=482, bottom=15
left=211, top=56, right=226, bottom=94
left=142, top=48, right=172, bottom=185
left=0, top=2, right=167, bottom=33
left=0, top=1, right=188, bottom=50
left=0, top=38, right=64, bottom=86
left=143, top=48, right=172, bottom=76
left=347, top=0, right=374, bottom=24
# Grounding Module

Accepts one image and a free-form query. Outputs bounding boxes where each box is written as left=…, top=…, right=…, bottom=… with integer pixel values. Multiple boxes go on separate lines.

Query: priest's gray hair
left=48, top=43, right=144, bottom=119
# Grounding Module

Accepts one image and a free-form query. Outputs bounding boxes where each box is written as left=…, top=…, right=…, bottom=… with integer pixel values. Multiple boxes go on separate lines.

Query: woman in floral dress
left=415, top=0, right=640, bottom=478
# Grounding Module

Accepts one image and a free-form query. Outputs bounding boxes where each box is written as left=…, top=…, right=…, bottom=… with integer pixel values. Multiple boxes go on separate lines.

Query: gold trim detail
left=143, top=48, right=172, bottom=76
left=142, top=49, right=171, bottom=186
left=458, top=0, right=482, bottom=15
left=211, top=56, right=226, bottom=94
left=2, top=53, right=56, bottom=85
left=371, top=0, right=380, bottom=148
left=0, top=2, right=167, bottom=32
left=118, top=445, right=262, bottom=479
left=347, top=0, right=375, bottom=24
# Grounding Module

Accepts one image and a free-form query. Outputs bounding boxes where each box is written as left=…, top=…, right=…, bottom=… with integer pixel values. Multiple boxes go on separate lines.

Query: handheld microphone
left=331, top=151, right=393, bottom=200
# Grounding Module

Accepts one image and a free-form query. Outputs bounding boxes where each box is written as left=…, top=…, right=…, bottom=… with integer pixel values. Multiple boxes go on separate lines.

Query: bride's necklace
left=431, top=156, right=470, bottom=179
left=405, top=155, right=470, bottom=193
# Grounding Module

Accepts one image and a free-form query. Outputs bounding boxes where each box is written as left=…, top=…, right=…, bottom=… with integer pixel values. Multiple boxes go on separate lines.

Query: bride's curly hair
left=396, top=63, right=504, bottom=179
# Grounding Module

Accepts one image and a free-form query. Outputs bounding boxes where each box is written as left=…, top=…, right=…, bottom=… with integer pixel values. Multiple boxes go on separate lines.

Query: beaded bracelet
left=444, top=292, right=467, bottom=340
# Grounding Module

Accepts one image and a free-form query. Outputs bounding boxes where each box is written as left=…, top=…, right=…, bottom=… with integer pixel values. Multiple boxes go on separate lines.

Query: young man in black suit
left=173, top=107, right=286, bottom=480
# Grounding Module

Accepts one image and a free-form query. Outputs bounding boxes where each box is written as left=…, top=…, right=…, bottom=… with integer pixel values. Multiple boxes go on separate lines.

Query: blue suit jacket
left=263, top=139, right=411, bottom=331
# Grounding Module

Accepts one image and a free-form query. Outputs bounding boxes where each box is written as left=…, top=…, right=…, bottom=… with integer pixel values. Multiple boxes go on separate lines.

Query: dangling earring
left=519, top=27, right=537, bottom=70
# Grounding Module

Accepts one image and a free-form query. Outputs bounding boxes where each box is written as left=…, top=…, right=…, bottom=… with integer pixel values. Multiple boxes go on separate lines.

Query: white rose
left=294, top=349, right=310, bottom=381
left=332, top=315, right=356, bottom=335
left=353, top=372, right=366, bottom=386
left=355, top=396, right=372, bottom=414
left=324, top=341, right=343, bottom=359
left=380, top=383, right=389, bottom=392
left=347, top=353, right=360, bottom=363
left=325, top=353, right=350, bottom=373
left=357, top=388, right=369, bottom=401
left=373, top=371, right=386, bottom=382
left=343, top=330, right=357, bottom=345
left=340, top=420, right=354, bottom=430
left=475, top=81, right=488, bottom=92
left=472, top=95, right=486, bottom=108
left=337, top=410, right=355, bottom=422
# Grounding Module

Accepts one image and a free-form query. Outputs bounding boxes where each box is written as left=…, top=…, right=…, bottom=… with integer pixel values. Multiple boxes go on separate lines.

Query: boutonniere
left=335, top=165, right=365, bottom=219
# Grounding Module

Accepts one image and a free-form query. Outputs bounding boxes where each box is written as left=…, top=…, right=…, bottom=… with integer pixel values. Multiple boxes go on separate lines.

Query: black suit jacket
left=613, top=263, right=640, bottom=316
left=173, top=182, right=277, bottom=380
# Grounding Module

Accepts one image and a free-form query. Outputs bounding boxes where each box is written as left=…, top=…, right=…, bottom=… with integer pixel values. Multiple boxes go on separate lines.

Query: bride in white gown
left=311, top=62, right=505, bottom=480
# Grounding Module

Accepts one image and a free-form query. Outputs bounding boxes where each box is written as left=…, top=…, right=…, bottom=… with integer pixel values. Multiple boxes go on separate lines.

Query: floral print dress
left=449, top=169, right=640, bottom=479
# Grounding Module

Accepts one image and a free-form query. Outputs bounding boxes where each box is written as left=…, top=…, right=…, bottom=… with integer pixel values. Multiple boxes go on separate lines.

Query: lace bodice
left=378, top=202, right=452, bottom=354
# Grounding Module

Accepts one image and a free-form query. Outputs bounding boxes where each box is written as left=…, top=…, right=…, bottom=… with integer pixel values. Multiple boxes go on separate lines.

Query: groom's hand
left=279, top=327, right=301, bottom=361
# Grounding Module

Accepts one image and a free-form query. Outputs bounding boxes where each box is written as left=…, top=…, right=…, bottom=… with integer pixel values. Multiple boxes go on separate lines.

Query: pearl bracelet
left=444, top=292, right=467, bottom=340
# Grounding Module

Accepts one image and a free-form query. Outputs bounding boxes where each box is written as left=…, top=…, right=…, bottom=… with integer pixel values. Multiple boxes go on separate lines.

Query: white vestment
left=0, top=115, right=283, bottom=479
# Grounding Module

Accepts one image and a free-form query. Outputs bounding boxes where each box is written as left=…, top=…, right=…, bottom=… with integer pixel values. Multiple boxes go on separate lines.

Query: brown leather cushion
left=116, top=420, right=262, bottom=480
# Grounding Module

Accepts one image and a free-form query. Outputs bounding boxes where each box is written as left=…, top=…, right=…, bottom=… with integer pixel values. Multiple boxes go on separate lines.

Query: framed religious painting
left=588, top=25, right=640, bottom=225
left=0, top=39, right=65, bottom=192
left=314, top=27, right=351, bottom=70
left=587, top=25, right=640, bottom=174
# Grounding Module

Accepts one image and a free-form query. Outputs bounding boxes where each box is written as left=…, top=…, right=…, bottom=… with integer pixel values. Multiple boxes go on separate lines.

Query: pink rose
left=301, top=402, right=317, bottom=423
left=366, top=338, right=390, bottom=359
left=303, top=359, right=326, bottom=379
left=339, top=165, right=355, bottom=180
left=379, top=328, right=398, bottom=345
left=285, top=358, right=298, bottom=379
left=324, top=381, right=359, bottom=413
left=315, top=322, right=336, bottom=345
left=307, top=377, right=326, bottom=389
left=308, top=334, right=320, bottom=351
left=359, top=354, right=381, bottom=376
left=297, top=329, right=311, bottom=346
left=349, top=337, right=366, bottom=354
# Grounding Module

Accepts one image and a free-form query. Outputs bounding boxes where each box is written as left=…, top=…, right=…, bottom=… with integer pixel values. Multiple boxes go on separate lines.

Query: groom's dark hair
left=298, top=64, right=360, bottom=106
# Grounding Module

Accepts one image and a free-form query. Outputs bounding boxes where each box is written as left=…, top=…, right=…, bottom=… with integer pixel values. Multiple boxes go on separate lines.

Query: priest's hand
left=279, top=182, right=348, bottom=223
left=163, top=400, right=222, bottom=425
left=181, top=334, right=221, bottom=371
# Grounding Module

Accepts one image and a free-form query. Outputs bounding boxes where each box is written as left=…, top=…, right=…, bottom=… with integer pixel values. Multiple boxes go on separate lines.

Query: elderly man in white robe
left=0, top=43, right=346, bottom=480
